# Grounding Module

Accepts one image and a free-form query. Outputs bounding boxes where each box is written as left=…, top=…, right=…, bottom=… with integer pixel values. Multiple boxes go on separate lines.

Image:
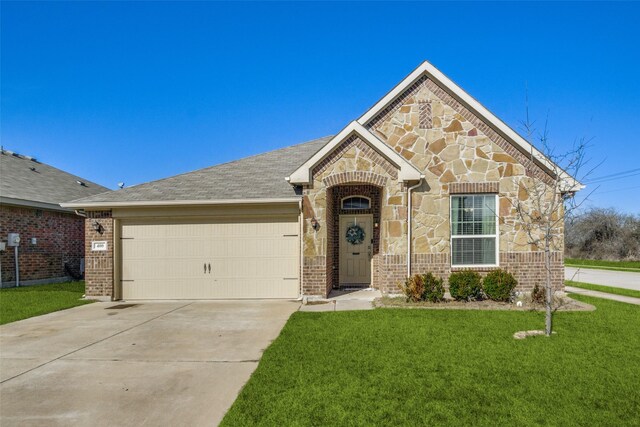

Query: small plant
left=422, top=272, right=445, bottom=302
left=448, top=271, right=483, bottom=301
left=531, top=284, right=545, bottom=305
left=483, top=269, right=518, bottom=302
left=399, top=274, right=425, bottom=302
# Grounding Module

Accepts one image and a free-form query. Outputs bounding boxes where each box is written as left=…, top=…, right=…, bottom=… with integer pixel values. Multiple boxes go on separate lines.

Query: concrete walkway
left=565, top=286, right=640, bottom=305
left=299, top=288, right=381, bottom=312
left=0, top=300, right=299, bottom=427
left=566, top=267, right=640, bottom=291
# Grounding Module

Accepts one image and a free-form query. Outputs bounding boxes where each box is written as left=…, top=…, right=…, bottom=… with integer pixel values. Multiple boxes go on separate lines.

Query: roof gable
left=287, top=121, right=422, bottom=185
left=356, top=61, right=582, bottom=190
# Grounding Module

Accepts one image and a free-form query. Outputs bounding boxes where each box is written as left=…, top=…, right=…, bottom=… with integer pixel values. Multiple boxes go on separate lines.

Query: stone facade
left=301, top=135, right=409, bottom=296
left=302, top=76, right=564, bottom=296
left=0, top=205, right=85, bottom=286
left=84, top=210, right=114, bottom=298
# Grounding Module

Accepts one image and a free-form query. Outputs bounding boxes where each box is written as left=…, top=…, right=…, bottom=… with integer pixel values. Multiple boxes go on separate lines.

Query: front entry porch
left=326, top=184, right=382, bottom=291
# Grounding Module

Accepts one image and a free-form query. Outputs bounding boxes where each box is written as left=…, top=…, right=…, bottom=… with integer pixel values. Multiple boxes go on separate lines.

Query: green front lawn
left=222, top=296, right=640, bottom=426
left=565, top=258, right=640, bottom=272
left=566, top=280, right=640, bottom=299
left=0, top=281, right=93, bottom=325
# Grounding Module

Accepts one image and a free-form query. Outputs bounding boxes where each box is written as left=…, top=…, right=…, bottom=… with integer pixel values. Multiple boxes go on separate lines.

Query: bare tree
left=514, top=107, right=597, bottom=336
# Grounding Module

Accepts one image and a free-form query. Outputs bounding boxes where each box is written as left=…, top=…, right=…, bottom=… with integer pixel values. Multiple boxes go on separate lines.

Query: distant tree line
left=565, top=208, right=640, bottom=261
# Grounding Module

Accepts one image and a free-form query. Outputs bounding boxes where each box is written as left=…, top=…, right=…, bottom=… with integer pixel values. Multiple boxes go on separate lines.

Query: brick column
left=84, top=211, right=114, bottom=298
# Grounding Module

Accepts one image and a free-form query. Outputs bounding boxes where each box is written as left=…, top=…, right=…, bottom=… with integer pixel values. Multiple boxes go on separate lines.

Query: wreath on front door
left=345, top=224, right=366, bottom=245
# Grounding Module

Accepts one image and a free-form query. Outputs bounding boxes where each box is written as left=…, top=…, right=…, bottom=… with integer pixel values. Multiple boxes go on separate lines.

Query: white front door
left=339, top=214, right=372, bottom=286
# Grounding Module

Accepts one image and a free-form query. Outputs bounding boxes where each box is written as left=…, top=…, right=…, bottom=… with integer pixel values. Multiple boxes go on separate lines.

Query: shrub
left=531, top=284, right=546, bottom=304
left=448, top=271, right=483, bottom=301
left=483, top=269, right=518, bottom=302
left=422, top=272, right=445, bottom=302
left=399, top=274, right=425, bottom=302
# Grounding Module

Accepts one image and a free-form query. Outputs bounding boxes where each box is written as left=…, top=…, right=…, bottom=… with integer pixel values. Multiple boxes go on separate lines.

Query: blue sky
left=2, top=2, right=639, bottom=213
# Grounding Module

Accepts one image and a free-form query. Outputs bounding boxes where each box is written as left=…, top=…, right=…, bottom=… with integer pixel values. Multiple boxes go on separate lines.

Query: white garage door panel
left=121, top=219, right=299, bottom=299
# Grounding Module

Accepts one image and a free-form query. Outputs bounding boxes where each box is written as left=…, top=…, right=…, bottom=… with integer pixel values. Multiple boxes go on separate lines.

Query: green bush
left=399, top=274, right=425, bottom=302
left=422, top=272, right=445, bottom=302
left=482, top=269, right=517, bottom=301
left=448, top=271, right=483, bottom=301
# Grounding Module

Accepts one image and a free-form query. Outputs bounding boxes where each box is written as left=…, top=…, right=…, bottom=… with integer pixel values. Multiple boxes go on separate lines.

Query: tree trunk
left=545, top=242, right=552, bottom=336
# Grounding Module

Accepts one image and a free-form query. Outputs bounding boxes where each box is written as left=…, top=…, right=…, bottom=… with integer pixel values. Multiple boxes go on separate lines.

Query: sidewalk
left=566, top=286, right=640, bottom=306
left=299, top=288, right=381, bottom=312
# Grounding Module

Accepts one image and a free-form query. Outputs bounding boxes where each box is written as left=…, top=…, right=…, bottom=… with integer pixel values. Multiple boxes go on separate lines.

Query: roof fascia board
left=287, top=121, right=421, bottom=185
left=357, top=61, right=582, bottom=189
left=1, top=196, right=72, bottom=213
left=60, top=197, right=301, bottom=210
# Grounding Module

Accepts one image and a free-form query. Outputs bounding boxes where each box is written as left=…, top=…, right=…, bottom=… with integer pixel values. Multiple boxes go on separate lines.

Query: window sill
left=451, top=265, right=500, bottom=271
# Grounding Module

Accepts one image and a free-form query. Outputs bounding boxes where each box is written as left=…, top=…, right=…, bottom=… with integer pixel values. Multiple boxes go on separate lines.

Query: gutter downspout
left=14, top=246, right=20, bottom=287
left=407, top=176, right=425, bottom=278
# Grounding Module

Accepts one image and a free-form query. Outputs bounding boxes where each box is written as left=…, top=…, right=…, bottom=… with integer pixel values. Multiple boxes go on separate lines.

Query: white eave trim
left=356, top=60, right=583, bottom=191
left=287, top=121, right=422, bottom=185
left=1, top=196, right=72, bottom=213
left=60, top=197, right=301, bottom=209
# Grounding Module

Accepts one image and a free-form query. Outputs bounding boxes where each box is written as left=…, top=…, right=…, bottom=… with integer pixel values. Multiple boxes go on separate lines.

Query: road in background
left=566, top=267, right=640, bottom=291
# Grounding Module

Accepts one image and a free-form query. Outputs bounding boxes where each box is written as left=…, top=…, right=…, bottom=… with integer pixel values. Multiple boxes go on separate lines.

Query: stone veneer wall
left=0, top=205, right=84, bottom=286
left=84, top=210, right=114, bottom=298
left=302, top=135, right=405, bottom=297
left=302, top=75, right=565, bottom=296
left=365, top=75, right=563, bottom=254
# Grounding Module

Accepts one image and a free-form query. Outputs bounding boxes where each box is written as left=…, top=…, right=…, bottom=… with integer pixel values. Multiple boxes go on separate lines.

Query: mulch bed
left=375, top=295, right=595, bottom=312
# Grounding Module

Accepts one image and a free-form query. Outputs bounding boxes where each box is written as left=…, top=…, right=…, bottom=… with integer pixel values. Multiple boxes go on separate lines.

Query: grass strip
left=566, top=280, right=640, bottom=299
left=0, top=281, right=92, bottom=325
left=565, top=258, right=640, bottom=272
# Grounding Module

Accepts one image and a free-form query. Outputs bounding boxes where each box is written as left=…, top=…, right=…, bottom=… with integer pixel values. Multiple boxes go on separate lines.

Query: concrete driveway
left=0, top=300, right=299, bottom=426
left=566, top=267, right=640, bottom=291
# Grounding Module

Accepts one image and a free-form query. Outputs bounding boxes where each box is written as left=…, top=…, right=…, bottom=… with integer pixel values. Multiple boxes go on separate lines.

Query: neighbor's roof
left=0, top=149, right=110, bottom=212
left=62, top=136, right=332, bottom=208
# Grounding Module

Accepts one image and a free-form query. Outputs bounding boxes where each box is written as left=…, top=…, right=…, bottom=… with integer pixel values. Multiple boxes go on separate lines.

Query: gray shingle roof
left=67, top=136, right=332, bottom=206
left=0, top=149, right=110, bottom=208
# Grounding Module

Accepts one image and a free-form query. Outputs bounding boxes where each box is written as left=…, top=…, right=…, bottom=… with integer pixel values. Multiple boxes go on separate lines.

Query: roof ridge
left=1, top=148, right=39, bottom=163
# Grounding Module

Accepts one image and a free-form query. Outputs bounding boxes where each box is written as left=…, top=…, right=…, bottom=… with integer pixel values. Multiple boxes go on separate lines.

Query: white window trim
left=449, top=194, right=500, bottom=268
left=341, top=196, right=372, bottom=210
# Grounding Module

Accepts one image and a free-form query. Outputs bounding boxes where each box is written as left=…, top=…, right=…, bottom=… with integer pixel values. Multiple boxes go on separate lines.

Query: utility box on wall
left=7, top=233, right=20, bottom=247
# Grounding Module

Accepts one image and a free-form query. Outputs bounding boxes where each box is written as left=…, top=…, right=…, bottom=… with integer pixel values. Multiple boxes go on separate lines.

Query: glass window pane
left=451, top=237, right=496, bottom=265
left=342, top=197, right=370, bottom=210
left=482, top=220, right=496, bottom=234
left=450, top=194, right=497, bottom=265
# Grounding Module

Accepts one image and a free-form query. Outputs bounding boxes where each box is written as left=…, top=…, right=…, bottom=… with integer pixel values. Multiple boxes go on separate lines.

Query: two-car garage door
left=120, top=217, right=299, bottom=299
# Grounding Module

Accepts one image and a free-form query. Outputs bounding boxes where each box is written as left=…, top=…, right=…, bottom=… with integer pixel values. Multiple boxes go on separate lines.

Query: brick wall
left=499, top=251, right=564, bottom=292
left=302, top=256, right=327, bottom=296
left=380, top=254, right=408, bottom=293
left=84, top=210, right=114, bottom=298
left=380, top=251, right=564, bottom=294
left=0, top=205, right=84, bottom=285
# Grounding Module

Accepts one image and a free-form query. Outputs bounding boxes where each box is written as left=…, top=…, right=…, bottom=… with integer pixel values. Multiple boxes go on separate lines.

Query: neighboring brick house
left=65, top=61, right=582, bottom=301
left=0, top=149, right=109, bottom=287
